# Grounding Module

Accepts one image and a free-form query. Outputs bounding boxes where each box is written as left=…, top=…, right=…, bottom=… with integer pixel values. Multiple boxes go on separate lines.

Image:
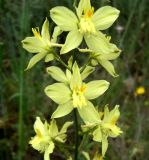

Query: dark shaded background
left=0, top=0, right=149, bottom=159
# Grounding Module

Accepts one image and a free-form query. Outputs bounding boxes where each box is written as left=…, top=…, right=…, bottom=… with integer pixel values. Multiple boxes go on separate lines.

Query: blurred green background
left=0, top=0, right=149, bottom=159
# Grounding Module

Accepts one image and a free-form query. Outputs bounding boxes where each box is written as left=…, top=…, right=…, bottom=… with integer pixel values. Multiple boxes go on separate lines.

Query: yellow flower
left=44, top=62, right=109, bottom=123
left=29, top=117, right=72, bottom=160
left=135, top=86, right=145, bottom=96
left=94, top=105, right=122, bottom=156
left=91, top=40, right=121, bottom=77
left=50, top=0, right=120, bottom=54
left=22, top=18, right=62, bottom=70
left=82, top=105, right=122, bottom=157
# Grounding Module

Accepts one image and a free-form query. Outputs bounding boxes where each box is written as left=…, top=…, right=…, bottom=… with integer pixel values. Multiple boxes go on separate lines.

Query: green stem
left=73, top=0, right=78, bottom=7
left=73, top=109, right=79, bottom=160
left=53, top=51, right=71, bottom=71
left=56, top=142, right=74, bottom=151
left=56, top=143, right=72, bottom=159
left=57, top=56, right=70, bottom=70
left=119, top=0, right=139, bottom=48
left=78, top=134, right=88, bottom=151
left=80, top=56, right=92, bottom=72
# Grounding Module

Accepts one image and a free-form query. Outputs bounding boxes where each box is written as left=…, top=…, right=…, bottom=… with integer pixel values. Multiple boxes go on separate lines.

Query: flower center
left=72, top=84, right=87, bottom=108
left=84, top=7, right=94, bottom=19
left=100, top=124, right=110, bottom=136
left=35, top=128, right=43, bottom=138
left=79, top=7, right=96, bottom=34
left=32, top=28, right=51, bottom=51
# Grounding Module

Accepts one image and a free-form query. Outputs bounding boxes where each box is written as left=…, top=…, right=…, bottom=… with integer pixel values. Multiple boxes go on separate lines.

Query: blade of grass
left=128, top=0, right=146, bottom=54
left=0, top=42, right=4, bottom=70
left=119, top=0, right=139, bottom=48
left=18, top=0, right=29, bottom=159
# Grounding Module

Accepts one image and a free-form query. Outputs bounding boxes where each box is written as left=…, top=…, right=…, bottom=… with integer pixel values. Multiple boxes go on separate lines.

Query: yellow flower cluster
left=22, top=0, right=122, bottom=159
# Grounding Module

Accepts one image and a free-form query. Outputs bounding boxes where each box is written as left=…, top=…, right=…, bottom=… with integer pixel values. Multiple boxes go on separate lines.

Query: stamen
left=32, top=28, right=42, bottom=39
left=35, top=128, right=42, bottom=138
left=79, top=7, right=96, bottom=35
left=84, top=7, right=94, bottom=19
left=72, top=85, right=87, bottom=108
left=80, top=84, right=87, bottom=92
left=111, top=117, right=118, bottom=125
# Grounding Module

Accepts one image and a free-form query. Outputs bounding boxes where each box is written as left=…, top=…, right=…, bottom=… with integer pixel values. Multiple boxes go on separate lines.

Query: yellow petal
left=76, top=0, right=92, bottom=18
left=50, top=6, right=78, bottom=31
left=22, top=37, right=46, bottom=53
left=78, top=101, right=100, bottom=123
left=84, top=31, right=112, bottom=53
left=44, top=83, right=71, bottom=104
left=70, top=62, right=82, bottom=90
left=44, top=142, right=55, bottom=160
left=81, top=66, right=95, bottom=80
left=102, top=135, right=108, bottom=157
left=84, top=80, right=110, bottom=100
left=46, top=66, right=67, bottom=82
left=93, top=127, right=102, bottom=142
left=45, top=54, right=54, bottom=62
left=41, top=18, right=50, bottom=43
left=51, top=101, right=73, bottom=118
left=92, top=6, right=120, bottom=30
left=49, top=119, right=58, bottom=137
left=60, top=30, right=83, bottom=54
left=103, top=105, right=120, bottom=124
left=25, top=52, right=46, bottom=70
left=98, top=59, right=119, bottom=77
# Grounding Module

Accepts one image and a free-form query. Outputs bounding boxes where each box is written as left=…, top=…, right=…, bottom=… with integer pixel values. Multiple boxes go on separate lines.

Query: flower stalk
left=73, top=109, right=79, bottom=160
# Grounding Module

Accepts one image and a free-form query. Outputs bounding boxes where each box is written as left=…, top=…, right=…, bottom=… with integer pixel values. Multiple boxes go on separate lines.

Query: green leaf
left=92, top=6, right=120, bottom=30
left=25, top=52, right=46, bottom=70
left=51, top=101, right=73, bottom=118
left=47, top=66, right=67, bottom=82
left=60, top=30, right=83, bottom=54
left=50, top=6, right=78, bottom=31
left=45, top=83, right=71, bottom=104
left=84, top=80, right=110, bottom=100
